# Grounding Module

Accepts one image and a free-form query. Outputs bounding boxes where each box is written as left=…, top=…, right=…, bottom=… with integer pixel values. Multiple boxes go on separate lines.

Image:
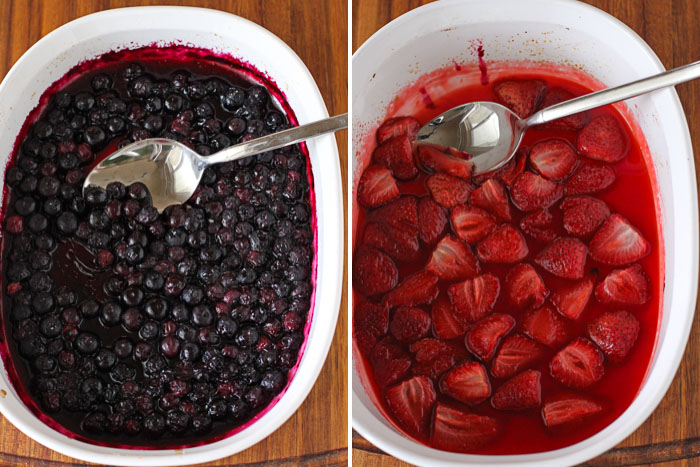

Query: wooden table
left=0, top=1, right=348, bottom=465
left=352, top=0, right=700, bottom=465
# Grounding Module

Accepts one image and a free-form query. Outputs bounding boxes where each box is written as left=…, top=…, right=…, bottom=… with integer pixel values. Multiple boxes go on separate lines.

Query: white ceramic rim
left=0, top=6, right=343, bottom=466
left=351, top=0, right=698, bottom=466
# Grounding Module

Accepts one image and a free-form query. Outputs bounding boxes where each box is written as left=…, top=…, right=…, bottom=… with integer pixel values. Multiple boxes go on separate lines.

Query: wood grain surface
left=0, top=1, right=348, bottom=466
left=352, top=0, right=700, bottom=466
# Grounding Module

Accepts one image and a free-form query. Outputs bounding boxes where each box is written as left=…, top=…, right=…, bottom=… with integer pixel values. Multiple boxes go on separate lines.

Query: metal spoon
left=83, top=113, right=347, bottom=212
left=415, top=61, right=700, bottom=174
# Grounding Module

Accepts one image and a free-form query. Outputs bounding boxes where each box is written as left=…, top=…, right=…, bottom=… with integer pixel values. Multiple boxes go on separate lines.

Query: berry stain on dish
left=353, top=55, right=661, bottom=454
left=0, top=46, right=316, bottom=448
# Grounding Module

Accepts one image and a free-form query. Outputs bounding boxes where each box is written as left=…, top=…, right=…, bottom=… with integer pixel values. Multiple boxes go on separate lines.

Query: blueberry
left=144, top=297, right=169, bottom=321
left=100, top=301, right=123, bottom=326
left=75, top=332, right=100, bottom=354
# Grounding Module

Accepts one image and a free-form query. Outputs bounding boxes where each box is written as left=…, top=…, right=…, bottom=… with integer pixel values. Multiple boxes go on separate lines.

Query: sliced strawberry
left=432, top=297, right=469, bottom=340
left=370, top=196, right=418, bottom=231
left=476, top=224, right=529, bottom=263
left=353, top=246, right=398, bottom=296
left=451, top=205, right=497, bottom=244
left=410, top=337, right=452, bottom=363
left=465, top=313, right=516, bottom=361
left=534, top=237, right=587, bottom=280
left=539, top=87, right=591, bottom=131
left=372, top=135, right=418, bottom=180
left=439, top=361, right=491, bottom=405
left=470, top=179, right=512, bottom=221
left=589, top=214, right=650, bottom=266
left=426, top=173, right=473, bottom=209
left=505, top=263, right=548, bottom=310
left=385, top=375, right=436, bottom=436
left=491, top=369, right=541, bottom=410
left=416, top=145, right=474, bottom=180
left=564, top=161, right=615, bottom=196
left=384, top=271, right=439, bottom=308
left=432, top=402, right=500, bottom=451
left=595, top=264, right=650, bottom=306
left=363, top=222, right=420, bottom=263
left=491, top=334, right=547, bottom=379
left=357, top=165, right=400, bottom=209
left=520, top=209, right=557, bottom=243
left=551, top=273, right=596, bottom=320
left=418, top=197, right=447, bottom=245
left=587, top=310, right=640, bottom=362
left=410, top=338, right=467, bottom=379
left=377, top=116, right=421, bottom=144
left=496, top=149, right=528, bottom=186
left=448, top=274, right=500, bottom=323
left=511, top=172, right=564, bottom=212
left=390, top=307, right=431, bottom=343
left=542, top=392, right=603, bottom=429
left=577, top=115, right=628, bottom=163
left=370, top=336, right=412, bottom=387
left=353, top=299, right=389, bottom=357
left=427, top=235, right=480, bottom=281
left=529, top=139, right=578, bottom=181
left=521, top=305, right=570, bottom=348
left=493, top=79, right=546, bottom=118
left=550, top=337, right=604, bottom=389
left=561, top=196, right=611, bottom=238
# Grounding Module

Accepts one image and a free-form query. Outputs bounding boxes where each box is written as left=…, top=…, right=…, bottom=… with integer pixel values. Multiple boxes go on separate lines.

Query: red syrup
left=353, top=68, right=662, bottom=454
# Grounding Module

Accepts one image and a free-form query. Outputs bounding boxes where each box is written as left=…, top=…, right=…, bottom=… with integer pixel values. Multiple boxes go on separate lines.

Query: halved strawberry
left=390, top=307, right=432, bottom=343
left=353, top=246, right=398, bottom=296
left=577, top=115, right=628, bottom=163
left=476, top=149, right=528, bottom=187
left=538, top=87, right=591, bottom=131
left=363, top=221, right=420, bottom=262
left=372, top=135, right=418, bottom=180
left=451, top=205, right=497, bottom=244
left=511, top=172, right=564, bottom=212
left=529, top=139, right=578, bottom=181
left=432, top=402, right=500, bottom=451
left=493, top=79, right=546, bottom=118
left=357, top=165, right=400, bottom=208
left=385, top=375, right=436, bottom=436
left=416, top=145, right=474, bottom=180
left=542, top=392, right=604, bottom=429
left=410, top=338, right=467, bottom=379
left=520, top=209, right=557, bottom=243
left=534, top=237, right=587, bottom=280
left=448, top=274, right=501, bottom=323
left=505, top=263, right=548, bottom=310
left=439, top=361, right=491, bottom=405
left=427, top=235, right=480, bottom=281
left=587, top=310, right=640, bottom=362
left=370, top=196, right=418, bottom=231
left=561, top=196, right=611, bottom=238
left=551, top=273, right=596, bottom=320
left=491, top=369, right=542, bottom=410
left=465, top=313, right=516, bottom=361
left=370, top=336, right=412, bottom=387
left=384, top=271, right=439, bottom=308
left=476, top=224, right=529, bottom=264
left=418, top=196, right=447, bottom=245
left=521, top=305, right=570, bottom=348
left=589, top=214, right=650, bottom=266
left=550, top=337, right=604, bottom=389
left=353, top=299, right=389, bottom=357
left=432, top=297, right=469, bottom=340
left=564, top=161, right=615, bottom=196
left=595, top=263, right=650, bottom=306
left=377, top=116, right=421, bottom=144
left=491, top=334, right=547, bottom=379
left=426, top=173, right=473, bottom=209
left=470, top=179, right=512, bottom=221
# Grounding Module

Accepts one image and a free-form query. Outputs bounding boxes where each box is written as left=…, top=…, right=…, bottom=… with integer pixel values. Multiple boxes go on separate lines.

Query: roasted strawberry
left=496, top=149, right=528, bottom=186
left=534, top=237, right=587, bottom=280
left=491, top=334, right=547, bottom=379
left=551, top=273, right=596, bottom=320
left=439, top=361, right=491, bottom=405
left=431, top=297, right=469, bottom=340
left=385, top=375, right=436, bottom=436
left=416, top=145, right=474, bottom=180
left=491, top=369, right=542, bottom=410
left=427, top=235, right=480, bottom=281
left=390, top=307, right=432, bottom=343
left=564, top=161, right=615, bottom=196
left=539, top=87, right=591, bottom=131
left=353, top=299, right=389, bottom=357
left=493, top=79, right=546, bottom=118
left=476, top=224, right=529, bottom=263
left=595, top=264, right=650, bottom=306
left=520, top=209, right=558, bottom=243
left=529, top=139, right=578, bottom=181
left=372, top=135, right=418, bottom=180
left=370, top=196, right=418, bottom=231
left=550, top=337, right=604, bottom=389
left=448, top=274, right=501, bottom=323
left=377, top=116, right=421, bottom=144
left=577, top=115, right=628, bottom=163
left=521, top=305, right=570, bottom=348
left=470, top=179, right=512, bottom=221
left=451, top=205, right=497, bottom=244
left=561, top=196, right=611, bottom=237
left=542, top=392, right=604, bottom=429
left=384, top=271, right=439, bottom=308
left=353, top=246, right=398, bottom=296
left=432, top=402, right=500, bottom=451
left=589, top=214, right=650, bottom=266
left=357, top=165, right=400, bottom=208
left=370, top=336, right=412, bottom=387
left=505, top=263, right=548, bottom=310
left=426, top=173, right=473, bottom=209
left=410, top=338, right=467, bottom=379
left=587, top=310, right=640, bottom=362
left=363, top=221, right=420, bottom=263
left=510, top=172, right=564, bottom=212
left=465, top=313, right=516, bottom=361
left=418, top=197, right=447, bottom=245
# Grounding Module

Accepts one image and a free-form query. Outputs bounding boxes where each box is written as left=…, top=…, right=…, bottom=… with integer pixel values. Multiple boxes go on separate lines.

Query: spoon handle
left=523, top=60, right=700, bottom=127
left=204, top=113, right=348, bottom=165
